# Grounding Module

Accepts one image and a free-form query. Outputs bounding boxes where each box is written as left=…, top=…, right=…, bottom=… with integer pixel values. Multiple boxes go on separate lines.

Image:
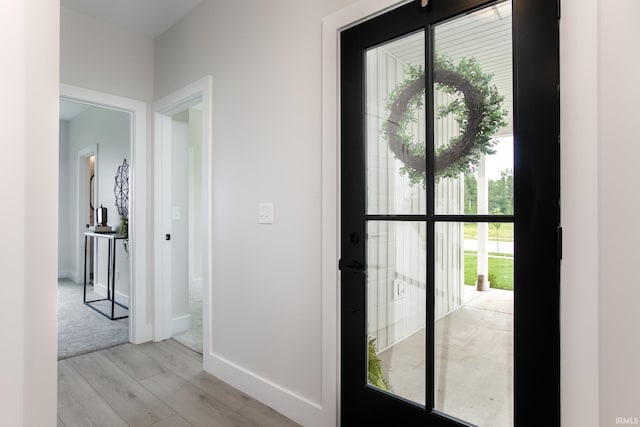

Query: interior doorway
left=169, top=104, right=205, bottom=354
left=59, top=83, right=151, bottom=346
left=154, top=76, right=212, bottom=365
left=58, top=99, right=131, bottom=359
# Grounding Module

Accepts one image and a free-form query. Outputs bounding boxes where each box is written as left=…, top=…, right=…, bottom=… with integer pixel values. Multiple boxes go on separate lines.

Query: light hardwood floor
left=58, top=339, right=300, bottom=427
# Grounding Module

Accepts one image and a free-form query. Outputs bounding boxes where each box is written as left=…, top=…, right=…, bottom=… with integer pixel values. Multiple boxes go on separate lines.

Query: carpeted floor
left=57, top=279, right=129, bottom=360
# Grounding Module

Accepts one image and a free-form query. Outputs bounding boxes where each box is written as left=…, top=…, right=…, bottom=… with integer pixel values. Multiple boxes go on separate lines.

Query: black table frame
left=83, top=231, right=129, bottom=320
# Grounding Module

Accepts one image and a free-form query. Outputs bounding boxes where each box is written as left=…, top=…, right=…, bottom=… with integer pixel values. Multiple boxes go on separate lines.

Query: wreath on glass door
left=382, top=54, right=507, bottom=184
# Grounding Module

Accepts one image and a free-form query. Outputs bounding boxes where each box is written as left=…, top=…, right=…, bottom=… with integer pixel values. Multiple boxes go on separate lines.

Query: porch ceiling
left=383, top=1, right=513, bottom=137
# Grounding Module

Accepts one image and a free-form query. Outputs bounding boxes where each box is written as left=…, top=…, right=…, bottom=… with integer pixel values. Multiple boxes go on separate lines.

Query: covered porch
left=378, top=286, right=513, bottom=427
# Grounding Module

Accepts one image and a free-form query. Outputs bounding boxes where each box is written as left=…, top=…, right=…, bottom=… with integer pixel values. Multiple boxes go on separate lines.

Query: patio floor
left=378, top=286, right=514, bottom=427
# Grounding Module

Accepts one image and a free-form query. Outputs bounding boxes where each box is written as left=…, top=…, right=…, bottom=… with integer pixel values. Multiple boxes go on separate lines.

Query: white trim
left=172, top=314, right=192, bottom=334
left=153, top=76, right=213, bottom=365
left=60, top=83, right=151, bottom=344
left=321, top=1, right=408, bottom=425
left=203, top=354, right=323, bottom=427
left=154, top=78, right=211, bottom=115
left=77, top=145, right=98, bottom=286
left=57, top=271, right=75, bottom=281
left=93, top=283, right=130, bottom=308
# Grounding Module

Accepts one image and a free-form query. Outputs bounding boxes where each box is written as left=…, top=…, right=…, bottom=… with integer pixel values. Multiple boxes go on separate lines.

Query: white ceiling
left=60, top=0, right=202, bottom=38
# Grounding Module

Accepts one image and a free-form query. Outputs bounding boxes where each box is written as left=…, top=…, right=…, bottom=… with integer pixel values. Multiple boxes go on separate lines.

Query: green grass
left=464, top=252, right=514, bottom=291
left=464, top=222, right=514, bottom=242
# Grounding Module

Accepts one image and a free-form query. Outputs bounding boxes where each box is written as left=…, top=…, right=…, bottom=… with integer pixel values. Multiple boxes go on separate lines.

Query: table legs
left=83, top=234, right=129, bottom=320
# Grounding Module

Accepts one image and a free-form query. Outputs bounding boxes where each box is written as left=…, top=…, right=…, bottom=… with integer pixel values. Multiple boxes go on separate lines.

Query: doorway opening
left=169, top=104, right=205, bottom=354
left=154, top=76, right=212, bottom=365
left=57, top=99, right=130, bottom=359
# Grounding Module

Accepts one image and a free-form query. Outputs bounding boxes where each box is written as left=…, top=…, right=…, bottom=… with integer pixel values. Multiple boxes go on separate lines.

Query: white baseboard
left=131, top=321, right=153, bottom=345
left=57, top=270, right=76, bottom=281
left=71, top=272, right=81, bottom=284
left=58, top=271, right=81, bottom=284
left=93, top=282, right=107, bottom=297
left=204, top=353, right=327, bottom=427
left=93, top=283, right=130, bottom=307
left=172, top=314, right=191, bottom=334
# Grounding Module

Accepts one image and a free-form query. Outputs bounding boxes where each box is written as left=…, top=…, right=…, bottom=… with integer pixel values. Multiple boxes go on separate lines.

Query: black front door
left=340, top=0, right=560, bottom=425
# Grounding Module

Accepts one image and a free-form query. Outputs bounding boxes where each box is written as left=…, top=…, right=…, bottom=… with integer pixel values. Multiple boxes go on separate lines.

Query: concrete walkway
left=464, top=239, right=514, bottom=255
left=377, top=286, right=514, bottom=427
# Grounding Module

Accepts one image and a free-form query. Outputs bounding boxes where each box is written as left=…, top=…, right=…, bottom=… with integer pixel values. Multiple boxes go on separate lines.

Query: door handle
left=339, top=259, right=365, bottom=274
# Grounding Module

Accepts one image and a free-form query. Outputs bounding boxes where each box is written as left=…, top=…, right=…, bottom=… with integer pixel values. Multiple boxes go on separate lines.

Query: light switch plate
left=258, top=203, right=274, bottom=224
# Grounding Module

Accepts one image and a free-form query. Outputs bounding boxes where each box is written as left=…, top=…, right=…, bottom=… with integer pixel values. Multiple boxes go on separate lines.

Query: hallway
left=57, top=339, right=299, bottom=427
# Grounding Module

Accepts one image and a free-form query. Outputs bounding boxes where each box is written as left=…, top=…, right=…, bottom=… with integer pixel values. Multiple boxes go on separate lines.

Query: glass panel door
left=434, top=222, right=514, bottom=426
left=365, top=30, right=427, bottom=405
left=340, top=0, right=559, bottom=425
left=366, top=31, right=426, bottom=216
left=432, top=4, right=514, bottom=426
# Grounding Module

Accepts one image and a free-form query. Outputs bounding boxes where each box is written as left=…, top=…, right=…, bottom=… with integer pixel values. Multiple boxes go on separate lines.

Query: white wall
left=61, top=107, right=131, bottom=300
left=60, top=7, right=154, bottom=103
left=596, top=0, right=640, bottom=424
left=154, top=1, right=356, bottom=424
left=0, top=0, right=59, bottom=425
left=560, top=0, right=600, bottom=425
left=0, top=3, right=27, bottom=424
left=59, top=120, right=73, bottom=277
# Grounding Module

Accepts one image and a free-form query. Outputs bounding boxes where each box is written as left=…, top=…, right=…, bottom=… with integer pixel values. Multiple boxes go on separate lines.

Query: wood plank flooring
left=57, top=340, right=300, bottom=427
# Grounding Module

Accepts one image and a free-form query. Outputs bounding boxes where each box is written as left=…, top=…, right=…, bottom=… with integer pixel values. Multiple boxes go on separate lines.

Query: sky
left=484, top=136, right=513, bottom=180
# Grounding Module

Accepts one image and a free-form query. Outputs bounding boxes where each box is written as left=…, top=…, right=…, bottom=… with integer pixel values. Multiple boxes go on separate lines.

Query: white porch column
left=476, top=155, right=490, bottom=290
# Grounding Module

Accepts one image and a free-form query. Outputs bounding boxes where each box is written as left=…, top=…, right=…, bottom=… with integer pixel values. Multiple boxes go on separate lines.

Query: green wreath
left=383, top=54, right=507, bottom=184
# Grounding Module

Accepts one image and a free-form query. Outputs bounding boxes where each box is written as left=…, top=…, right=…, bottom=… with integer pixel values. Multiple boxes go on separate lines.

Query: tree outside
left=488, top=169, right=513, bottom=215
left=464, top=169, right=514, bottom=289
left=463, top=168, right=513, bottom=216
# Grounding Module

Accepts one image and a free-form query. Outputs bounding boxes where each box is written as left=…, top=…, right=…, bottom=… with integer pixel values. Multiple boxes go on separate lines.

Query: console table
left=83, top=231, right=129, bottom=320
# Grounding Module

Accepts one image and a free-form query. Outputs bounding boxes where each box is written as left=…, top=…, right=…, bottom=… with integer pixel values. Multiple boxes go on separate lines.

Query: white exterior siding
left=366, top=45, right=464, bottom=352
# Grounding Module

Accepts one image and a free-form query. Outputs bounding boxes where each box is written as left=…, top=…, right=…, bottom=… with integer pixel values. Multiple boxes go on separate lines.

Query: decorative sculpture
left=114, top=159, right=129, bottom=252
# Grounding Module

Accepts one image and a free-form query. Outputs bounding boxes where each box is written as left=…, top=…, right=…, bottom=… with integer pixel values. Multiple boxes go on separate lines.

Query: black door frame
left=340, top=0, right=560, bottom=425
